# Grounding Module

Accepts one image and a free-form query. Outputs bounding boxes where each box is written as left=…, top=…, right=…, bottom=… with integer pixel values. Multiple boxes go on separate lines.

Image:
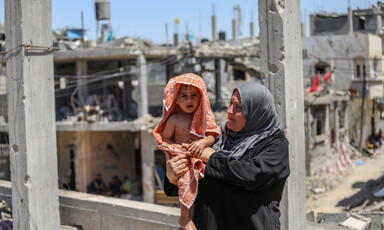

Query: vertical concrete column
left=214, top=58, right=223, bottom=108
left=5, top=0, right=60, bottom=229
left=250, top=21, right=255, bottom=38
left=325, top=104, right=331, bottom=147
left=305, top=106, right=311, bottom=175
left=137, top=52, right=148, bottom=117
left=140, top=130, right=155, bottom=203
left=377, top=14, right=383, bottom=34
left=313, top=116, right=317, bottom=138
left=334, top=100, right=340, bottom=150
left=344, top=101, right=349, bottom=143
left=76, top=60, right=88, bottom=103
left=310, top=15, right=316, bottom=36
left=259, top=1, right=306, bottom=229
left=232, top=19, right=237, bottom=40
left=212, top=15, right=217, bottom=41
left=348, top=7, right=354, bottom=35
left=173, top=33, right=179, bottom=47
left=228, top=65, right=234, bottom=82
left=76, top=131, right=91, bottom=192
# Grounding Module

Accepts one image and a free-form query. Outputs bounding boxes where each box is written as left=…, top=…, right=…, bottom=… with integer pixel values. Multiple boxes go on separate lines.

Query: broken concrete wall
left=311, top=12, right=381, bottom=36
left=147, top=62, right=166, bottom=84
left=57, top=131, right=137, bottom=192
left=0, top=180, right=179, bottom=230
left=363, top=14, right=380, bottom=34
left=303, top=33, right=381, bottom=90
left=368, top=34, right=383, bottom=78
left=312, top=15, right=349, bottom=35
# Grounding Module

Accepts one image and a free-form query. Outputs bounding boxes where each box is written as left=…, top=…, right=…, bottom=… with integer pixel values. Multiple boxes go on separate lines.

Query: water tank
left=218, top=31, right=226, bottom=40
left=95, top=0, right=110, bottom=20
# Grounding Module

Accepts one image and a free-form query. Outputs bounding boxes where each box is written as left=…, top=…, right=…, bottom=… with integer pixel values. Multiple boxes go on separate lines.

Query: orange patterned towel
left=153, top=73, right=220, bottom=208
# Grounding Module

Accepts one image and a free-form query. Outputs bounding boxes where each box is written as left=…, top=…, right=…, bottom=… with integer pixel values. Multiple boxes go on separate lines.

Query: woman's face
left=227, top=90, right=246, bottom=132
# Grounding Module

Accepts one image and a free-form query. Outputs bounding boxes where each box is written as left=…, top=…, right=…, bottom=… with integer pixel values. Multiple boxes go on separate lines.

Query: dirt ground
left=307, top=150, right=384, bottom=216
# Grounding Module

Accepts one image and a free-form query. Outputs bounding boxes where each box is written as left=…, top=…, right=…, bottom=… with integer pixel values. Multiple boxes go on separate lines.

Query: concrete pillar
left=137, top=52, right=148, bottom=117
left=259, top=1, right=306, bottom=229
left=212, top=15, right=217, bottom=41
left=377, top=14, right=383, bottom=34
left=76, top=131, right=91, bottom=192
left=334, top=101, right=340, bottom=150
left=250, top=21, right=255, bottom=38
left=348, top=7, right=354, bottom=35
left=76, top=60, right=88, bottom=103
left=214, top=58, right=223, bottom=108
left=325, top=104, right=331, bottom=147
left=232, top=19, right=237, bottom=40
left=310, top=15, right=316, bottom=36
left=313, top=116, right=317, bottom=138
left=344, top=101, right=349, bottom=143
left=228, top=65, right=234, bottom=82
left=173, top=33, right=179, bottom=47
left=5, top=0, right=60, bottom=229
left=140, top=130, right=155, bottom=203
left=305, top=106, right=311, bottom=176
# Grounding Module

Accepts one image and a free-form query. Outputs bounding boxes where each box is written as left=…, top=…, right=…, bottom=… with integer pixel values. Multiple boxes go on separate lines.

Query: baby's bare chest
left=173, top=119, right=200, bottom=144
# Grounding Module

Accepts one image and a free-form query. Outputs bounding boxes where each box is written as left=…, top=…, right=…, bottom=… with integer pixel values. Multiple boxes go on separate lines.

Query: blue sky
left=0, top=0, right=374, bottom=44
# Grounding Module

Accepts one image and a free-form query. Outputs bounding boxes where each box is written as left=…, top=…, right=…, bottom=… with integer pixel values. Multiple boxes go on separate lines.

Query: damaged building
left=0, top=0, right=261, bottom=204
left=52, top=35, right=260, bottom=200
left=0, top=0, right=309, bottom=229
left=304, top=2, right=384, bottom=179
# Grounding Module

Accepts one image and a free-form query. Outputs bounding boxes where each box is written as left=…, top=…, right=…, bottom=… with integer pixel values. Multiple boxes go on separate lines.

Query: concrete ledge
left=306, top=221, right=350, bottom=230
left=0, top=180, right=179, bottom=230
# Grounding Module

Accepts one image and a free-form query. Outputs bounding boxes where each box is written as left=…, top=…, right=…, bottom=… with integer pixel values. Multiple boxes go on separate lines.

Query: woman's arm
left=164, top=176, right=179, bottom=196
left=204, top=136, right=290, bottom=191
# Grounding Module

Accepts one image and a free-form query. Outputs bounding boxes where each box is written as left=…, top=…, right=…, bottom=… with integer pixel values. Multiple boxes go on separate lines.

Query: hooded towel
left=153, top=73, right=220, bottom=208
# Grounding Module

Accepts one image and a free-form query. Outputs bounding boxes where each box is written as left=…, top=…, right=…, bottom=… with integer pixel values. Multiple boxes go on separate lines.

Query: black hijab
left=212, top=82, right=286, bottom=159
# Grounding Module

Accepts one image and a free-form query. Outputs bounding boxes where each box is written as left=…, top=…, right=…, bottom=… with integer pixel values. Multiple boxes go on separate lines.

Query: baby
left=153, top=73, right=220, bottom=230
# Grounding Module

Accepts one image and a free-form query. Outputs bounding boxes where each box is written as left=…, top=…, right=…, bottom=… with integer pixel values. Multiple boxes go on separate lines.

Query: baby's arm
left=162, top=116, right=183, bottom=150
left=187, top=133, right=216, bottom=156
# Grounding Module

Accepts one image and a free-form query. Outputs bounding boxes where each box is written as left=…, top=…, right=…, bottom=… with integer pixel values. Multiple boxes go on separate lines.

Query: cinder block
left=339, top=213, right=371, bottom=230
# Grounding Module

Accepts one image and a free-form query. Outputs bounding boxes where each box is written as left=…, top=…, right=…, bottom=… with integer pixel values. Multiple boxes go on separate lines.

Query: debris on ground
left=306, top=145, right=384, bottom=213
left=338, top=213, right=371, bottom=230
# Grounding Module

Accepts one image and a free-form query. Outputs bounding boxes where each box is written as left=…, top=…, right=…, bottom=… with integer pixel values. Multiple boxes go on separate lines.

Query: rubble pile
left=307, top=146, right=384, bottom=214
left=307, top=144, right=362, bottom=202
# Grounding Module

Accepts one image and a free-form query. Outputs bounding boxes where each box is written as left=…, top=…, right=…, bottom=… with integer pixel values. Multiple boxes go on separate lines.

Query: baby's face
left=176, top=85, right=201, bottom=114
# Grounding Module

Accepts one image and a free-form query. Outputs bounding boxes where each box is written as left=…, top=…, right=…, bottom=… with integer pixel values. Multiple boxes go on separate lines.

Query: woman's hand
left=199, top=147, right=216, bottom=162
left=165, top=152, right=189, bottom=185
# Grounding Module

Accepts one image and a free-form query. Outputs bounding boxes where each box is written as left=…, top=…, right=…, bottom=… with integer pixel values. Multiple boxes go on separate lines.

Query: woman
left=164, top=82, right=290, bottom=230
